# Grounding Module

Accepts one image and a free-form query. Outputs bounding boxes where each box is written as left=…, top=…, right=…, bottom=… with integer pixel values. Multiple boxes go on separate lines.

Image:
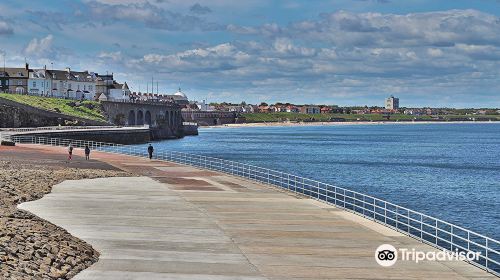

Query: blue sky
left=1, top=0, right=500, bottom=107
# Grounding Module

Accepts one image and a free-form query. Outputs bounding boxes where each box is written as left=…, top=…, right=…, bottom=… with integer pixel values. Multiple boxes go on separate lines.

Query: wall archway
left=137, top=110, right=144, bottom=125
left=164, top=111, right=170, bottom=126
left=145, top=111, right=152, bottom=126
left=128, top=110, right=136, bottom=125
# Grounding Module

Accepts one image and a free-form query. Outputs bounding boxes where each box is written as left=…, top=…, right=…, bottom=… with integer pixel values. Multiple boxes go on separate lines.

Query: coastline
left=203, top=120, right=499, bottom=129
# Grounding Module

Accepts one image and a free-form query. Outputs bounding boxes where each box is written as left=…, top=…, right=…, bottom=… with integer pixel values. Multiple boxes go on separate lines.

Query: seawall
left=10, top=128, right=151, bottom=144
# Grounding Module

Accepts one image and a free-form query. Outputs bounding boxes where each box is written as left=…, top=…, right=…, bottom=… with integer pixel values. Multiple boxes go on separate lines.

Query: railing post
left=435, top=220, right=438, bottom=245
left=362, top=195, right=365, bottom=216
left=343, top=188, right=346, bottom=208
left=396, top=206, right=399, bottom=231
left=420, top=214, right=423, bottom=241
left=485, top=238, right=489, bottom=271
left=406, top=209, right=410, bottom=235
left=294, top=176, right=297, bottom=193
left=451, top=226, right=454, bottom=251
left=467, top=231, right=470, bottom=251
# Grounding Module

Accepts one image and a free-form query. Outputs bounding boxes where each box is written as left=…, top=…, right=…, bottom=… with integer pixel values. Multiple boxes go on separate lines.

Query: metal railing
left=5, top=134, right=500, bottom=277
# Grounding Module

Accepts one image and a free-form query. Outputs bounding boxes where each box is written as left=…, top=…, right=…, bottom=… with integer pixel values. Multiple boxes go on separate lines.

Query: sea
left=134, top=123, right=500, bottom=240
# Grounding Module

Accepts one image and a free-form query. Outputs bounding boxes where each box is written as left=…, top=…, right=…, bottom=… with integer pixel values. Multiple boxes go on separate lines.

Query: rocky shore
left=0, top=156, right=130, bottom=279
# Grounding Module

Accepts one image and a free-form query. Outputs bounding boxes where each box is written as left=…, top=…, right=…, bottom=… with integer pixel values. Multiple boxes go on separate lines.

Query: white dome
left=173, top=87, right=187, bottom=99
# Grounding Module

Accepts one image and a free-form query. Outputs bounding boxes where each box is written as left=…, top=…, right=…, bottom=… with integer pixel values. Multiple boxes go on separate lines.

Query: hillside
left=242, top=112, right=500, bottom=123
left=0, top=93, right=107, bottom=122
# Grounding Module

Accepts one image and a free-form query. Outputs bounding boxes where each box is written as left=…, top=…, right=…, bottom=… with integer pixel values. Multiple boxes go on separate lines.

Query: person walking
left=84, top=145, right=91, bottom=160
left=147, top=144, right=154, bottom=160
left=68, top=143, right=74, bottom=161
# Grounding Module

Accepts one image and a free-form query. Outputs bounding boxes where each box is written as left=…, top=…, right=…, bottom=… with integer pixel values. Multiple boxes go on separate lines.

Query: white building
left=385, top=95, right=400, bottom=110
left=194, top=100, right=213, bottom=111
left=71, top=71, right=97, bottom=100
left=47, top=68, right=96, bottom=100
left=28, top=68, right=51, bottom=97
left=169, top=88, right=189, bottom=105
left=105, top=82, right=131, bottom=101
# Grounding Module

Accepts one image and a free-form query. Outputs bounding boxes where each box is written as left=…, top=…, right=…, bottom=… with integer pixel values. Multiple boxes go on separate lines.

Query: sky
left=0, top=0, right=500, bottom=108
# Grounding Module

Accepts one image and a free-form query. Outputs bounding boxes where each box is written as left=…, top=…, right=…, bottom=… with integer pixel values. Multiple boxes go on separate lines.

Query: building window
left=33, top=81, right=37, bottom=88
left=17, top=80, right=22, bottom=86
left=84, top=85, right=86, bottom=91
left=68, top=83, right=72, bottom=89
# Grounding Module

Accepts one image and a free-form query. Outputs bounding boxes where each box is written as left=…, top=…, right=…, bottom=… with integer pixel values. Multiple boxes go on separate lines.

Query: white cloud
left=427, top=48, right=443, bottom=57
left=98, top=51, right=122, bottom=61
left=232, top=9, right=500, bottom=49
left=0, top=20, right=13, bottom=35
left=24, top=34, right=54, bottom=57
left=85, top=1, right=222, bottom=31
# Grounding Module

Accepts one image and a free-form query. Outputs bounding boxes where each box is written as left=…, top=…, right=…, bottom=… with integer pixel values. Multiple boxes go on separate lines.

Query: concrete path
left=18, top=145, right=496, bottom=279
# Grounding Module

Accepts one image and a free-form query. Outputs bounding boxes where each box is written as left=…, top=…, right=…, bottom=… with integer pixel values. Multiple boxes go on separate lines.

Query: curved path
left=18, top=145, right=496, bottom=279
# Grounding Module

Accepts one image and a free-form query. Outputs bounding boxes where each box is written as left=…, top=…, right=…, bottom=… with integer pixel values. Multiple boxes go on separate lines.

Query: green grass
left=0, top=93, right=107, bottom=122
left=242, top=112, right=500, bottom=123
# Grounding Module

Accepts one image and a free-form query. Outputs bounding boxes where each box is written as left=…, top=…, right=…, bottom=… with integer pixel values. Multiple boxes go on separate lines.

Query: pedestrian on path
left=68, top=143, right=74, bottom=161
left=84, top=145, right=91, bottom=160
left=147, top=144, right=154, bottom=160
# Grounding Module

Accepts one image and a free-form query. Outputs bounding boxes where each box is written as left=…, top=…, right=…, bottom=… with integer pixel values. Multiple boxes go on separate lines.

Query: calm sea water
left=136, top=123, right=500, bottom=239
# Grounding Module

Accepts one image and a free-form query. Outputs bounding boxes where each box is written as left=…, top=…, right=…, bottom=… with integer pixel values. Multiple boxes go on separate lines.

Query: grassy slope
left=0, top=93, right=106, bottom=122
left=243, top=112, right=500, bottom=123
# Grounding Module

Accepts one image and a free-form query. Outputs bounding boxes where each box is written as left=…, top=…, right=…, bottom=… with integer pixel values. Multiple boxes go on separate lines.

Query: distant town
left=1, top=63, right=499, bottom=126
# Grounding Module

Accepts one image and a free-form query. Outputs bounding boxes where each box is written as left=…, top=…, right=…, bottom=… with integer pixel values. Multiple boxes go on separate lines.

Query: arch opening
left=137, top=110, right=144, bottom=125
left=145, top=111, right=152, bottom=126
left=128, top=110, right=136, bottom=125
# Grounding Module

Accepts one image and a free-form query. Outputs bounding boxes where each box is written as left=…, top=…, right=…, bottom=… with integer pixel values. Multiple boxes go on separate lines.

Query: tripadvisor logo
left=375, top=244, right=481, bottom=267
left=375, top=244, right=397, bottom=267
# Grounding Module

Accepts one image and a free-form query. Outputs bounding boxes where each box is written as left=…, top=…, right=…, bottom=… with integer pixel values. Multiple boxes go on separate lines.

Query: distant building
left=28, top=67, right=51, bottom=96
left=320, top=106, right=333, bottom=114
left=46, top=68, right=97, bottom=100
left=164, top=88, right=189, bottom=106
left=0, top=64, right=29, bottom=94
left=285, top=105, right=300, bottom=113
left=258, top=105, right=271, bottom=113
left=300, top=105, right=320, bottom=114
left=194, top=100, right=213, bottom=111
left=70, top=70, right=97, bottom=100
left=104, top=82, right=131, bottom=101
left=385, top=95, right=399, bottom=110
left=95, top=73, right=115, bottom=99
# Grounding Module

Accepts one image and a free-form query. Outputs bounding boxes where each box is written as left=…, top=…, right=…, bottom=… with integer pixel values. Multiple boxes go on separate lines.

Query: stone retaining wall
left=0, top=97, right=108, bottom=128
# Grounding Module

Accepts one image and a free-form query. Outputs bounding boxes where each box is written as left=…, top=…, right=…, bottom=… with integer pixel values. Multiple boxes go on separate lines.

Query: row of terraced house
left=0, top=63, right=131, bottom=101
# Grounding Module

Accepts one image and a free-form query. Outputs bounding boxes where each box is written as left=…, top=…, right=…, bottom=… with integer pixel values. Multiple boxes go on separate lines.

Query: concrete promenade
left=18, top=145, right=495, bottom=279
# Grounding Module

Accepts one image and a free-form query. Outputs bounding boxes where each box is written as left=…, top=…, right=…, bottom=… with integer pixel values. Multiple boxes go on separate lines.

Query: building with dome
left=168, top=87, right=189, bottom=106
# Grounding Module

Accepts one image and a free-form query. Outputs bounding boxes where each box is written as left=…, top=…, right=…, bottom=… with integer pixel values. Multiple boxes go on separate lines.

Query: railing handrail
left=5, top=134, right=499, bottom=276
left=0, top=125, right=149, bottom=133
